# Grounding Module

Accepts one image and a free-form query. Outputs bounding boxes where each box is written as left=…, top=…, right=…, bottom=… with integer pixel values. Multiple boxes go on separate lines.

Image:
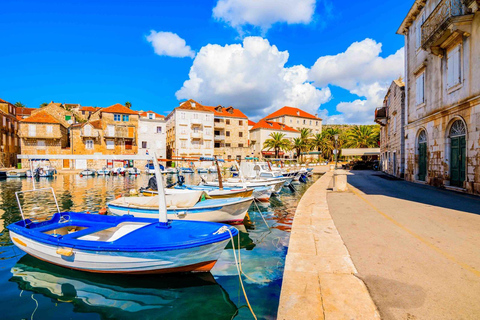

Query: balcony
left=81, top=131, right=100, bottom=139
left=214, top=134, right=225, bottom=141
left=421, top=0, right=473, bottom=55
left=191, top=132, right=203, bottom=139
left=374, top=107, right=387, bottom=126
left=190, top=118, right=202, bottom=126
left=214, top=120, right=225, bottom=128
left=104, top=126, right=135, bottom=139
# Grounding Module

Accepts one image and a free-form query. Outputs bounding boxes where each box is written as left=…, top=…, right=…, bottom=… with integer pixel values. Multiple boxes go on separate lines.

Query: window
left=82, top=111, right=85, bottom=115
left=226, top=131, right=230, bottom=137
left=114, top=114, right=121, bottom=121
left=148, top=113, right=154, bottom=119
left=65, top=115, right=71, bottom=121
left=181, top=140, right=186, bottom=148
left=225, top=143, right=231, bottom=147
left=181, top=112, right=185, bottom=119
left=392, top=115, right=397, bottom=135
left=37, top=140, right=45, bottom=149
left=415, top=12, right=425, bottom=49
left=310, top=120, right=312, bottom=125
left=226, top=119, right=230, bottom=125
left=46, top=125, right=53, bottom=134
left=28, top=124, right=36, bottom=137
left=156, top=126, right=162, bottom=133
left=106, top=140, right=114, bottom=149
left=85, top=140, right=94, bottom=150
left=447, top=44, right=462, bottom=88
left=290, top=119, right=292, bottom=123
left=142, top=141, right=147, bottom=149
left=239, top=132, right=243, bottom=137
left=122, top=115, right=129, bottom=121
left=316, top=121, right=318, bottom=126
left=107, top=125, right=115, bottom=136
left=297, top=120, right=299, bottom=124
left=205, top=141, right=211, bottom=148
left=193, top=113, right=198, bottom=119
left=239, top=120, right=243, bottom=125
left=416, top=72, right=425, bottom=105
left=228, top=155, right=232, bottom=160
left=238, top=143, right=244, bottom=147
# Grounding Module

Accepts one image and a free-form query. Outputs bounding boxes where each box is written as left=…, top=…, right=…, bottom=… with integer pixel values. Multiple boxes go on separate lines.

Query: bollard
left=333, top=170, right=348, bottom=192
left=329, top=164, right=335, bottom=172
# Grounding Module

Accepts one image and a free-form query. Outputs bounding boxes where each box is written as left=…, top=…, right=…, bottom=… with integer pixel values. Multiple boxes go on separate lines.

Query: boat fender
left=56, top=248, right=74, bottom=256
left=115, top=195, right=122, bottom=199
left=176, top=211, right=187, bottom=218
left=80, top=174, right=83, bottom=177
left=98, top=208, right=108, bottom=215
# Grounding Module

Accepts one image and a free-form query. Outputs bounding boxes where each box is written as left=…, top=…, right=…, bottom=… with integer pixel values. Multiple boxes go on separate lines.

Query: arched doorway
left=449, top=120, right=466, bottom=187
left=417, top=130, right=427, bottom=181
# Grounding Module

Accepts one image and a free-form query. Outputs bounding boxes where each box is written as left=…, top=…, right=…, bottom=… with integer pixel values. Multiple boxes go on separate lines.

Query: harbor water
left=0, top=173, right=317, bottom=319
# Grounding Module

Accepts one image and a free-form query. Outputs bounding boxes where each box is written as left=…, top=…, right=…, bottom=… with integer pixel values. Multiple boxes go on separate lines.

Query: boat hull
left=108, top=198, right=253, bottom=224
left=142, top=188, right=253, bottom=199
left=10, top=231, right=227, bottom=274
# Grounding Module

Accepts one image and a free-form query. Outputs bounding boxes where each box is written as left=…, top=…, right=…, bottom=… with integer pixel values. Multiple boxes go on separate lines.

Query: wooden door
left=450, top=136, right=466, bottom=187
left=418, top=143, right=427, bottom=181
left=125, top=140, right=133, bottom=150
left=128, top=127, right=134, bottom=138
left=63, top=159, right=70, bottom=169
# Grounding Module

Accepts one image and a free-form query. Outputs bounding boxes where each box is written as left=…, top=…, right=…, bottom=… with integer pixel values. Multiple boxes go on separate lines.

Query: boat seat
left=77, top=222, right=149, bottom=242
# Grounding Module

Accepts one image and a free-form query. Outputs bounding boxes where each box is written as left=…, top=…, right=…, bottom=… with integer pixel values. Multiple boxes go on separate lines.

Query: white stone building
left=397, top=0, right=480, bottom=194
left=165, top=100, right=214, bottom=161
left=249, top=119, right=300, bottom=159
left=137, top=111, right=166, bottom=164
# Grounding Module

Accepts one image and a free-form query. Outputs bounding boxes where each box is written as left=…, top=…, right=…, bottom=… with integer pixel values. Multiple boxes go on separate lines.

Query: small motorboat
left=96, top=167, right=111, bottom=175
left=143, top=185, right=254, bottom=199
left=7, top=170, right=27, bottom=178
left=208, top=166, right=218, bottom=173
left=145, top=163, right=166, bottom=174
left=127, top=167, right=141, bottom=175
left=203, top=179, right=285, bottom=194
left=180, top=167, right=195, bottom=174
left=25, top=159, right=56, bottom=178
left=197, top=168, right=209, bottom=174
left=80, top=169, right=96, bottom=176
left=112, top=167, right=126, bottom=176
left=108, top=190, right=253, bottom=224
left=166, top=168, right=177, bottom=174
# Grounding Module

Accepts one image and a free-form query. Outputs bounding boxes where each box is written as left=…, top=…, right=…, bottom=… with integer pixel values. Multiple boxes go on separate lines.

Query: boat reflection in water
left=10, top=255, right=238, bottom=319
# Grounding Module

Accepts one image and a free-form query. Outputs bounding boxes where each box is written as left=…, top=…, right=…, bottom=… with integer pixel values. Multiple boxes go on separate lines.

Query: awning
left=341, top=148, right=380, bottom=156
left=262, top=151, right=285, bottom=156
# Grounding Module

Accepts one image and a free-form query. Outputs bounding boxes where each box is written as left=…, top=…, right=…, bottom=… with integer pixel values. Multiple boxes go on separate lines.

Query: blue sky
left=0, top=0, right=412, bottom=123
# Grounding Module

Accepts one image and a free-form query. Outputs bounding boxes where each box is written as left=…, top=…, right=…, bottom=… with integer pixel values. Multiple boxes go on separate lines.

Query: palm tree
left=125, top=101, right=132, bottom=108
left=311, top=132, right=332, bottom=162
left=14, top=102, right=25, bottom=108
left=263, top=132, right=290, bottom=159
left=292, top=138, right=304, bottom=160
left=296, top=128, right=312, bottom=162
left=344, top=125, right=380, bottom=148
left=40, top=102, right=48, bottom=107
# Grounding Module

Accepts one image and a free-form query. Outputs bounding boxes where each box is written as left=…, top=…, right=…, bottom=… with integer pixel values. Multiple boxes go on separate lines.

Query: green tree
left=125, top=101, right=132, bottom=108
left=292, top=138, right=304, bottom=161
left=14, top=102, right=26, bottom=108
left=344, top=125, right=380, bottom=148
left=40, top=102, right=48, bottom=107
left=263, top=132, right=291, bottom=159
left=311, top=132, right=332, bottom=162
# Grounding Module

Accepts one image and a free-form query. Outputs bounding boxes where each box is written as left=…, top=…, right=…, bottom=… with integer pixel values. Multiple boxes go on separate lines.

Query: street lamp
left=334, top=134, right=339, bottom=170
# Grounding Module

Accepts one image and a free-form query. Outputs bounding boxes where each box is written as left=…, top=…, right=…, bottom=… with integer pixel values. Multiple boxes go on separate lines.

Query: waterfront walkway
left=277, top=171, right=380, bottom=319
left=328, top=170, right=480, bottom=319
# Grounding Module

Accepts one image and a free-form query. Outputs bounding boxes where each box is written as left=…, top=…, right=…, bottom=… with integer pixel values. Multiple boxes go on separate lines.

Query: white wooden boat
left=80, top=169, right=96, bottom=176
left=97, top=168, right=111, bottom=175
left=7, top=170, right=27, bottom=178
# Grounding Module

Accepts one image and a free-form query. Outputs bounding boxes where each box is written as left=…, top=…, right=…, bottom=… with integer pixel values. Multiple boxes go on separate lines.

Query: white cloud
left=212, top=0, right=316, bottom=33
left=176, top=37, right=331, bottom=118
left=310, top=38, right=404, bottom=124
left=146, top=31, right=195, bottom=58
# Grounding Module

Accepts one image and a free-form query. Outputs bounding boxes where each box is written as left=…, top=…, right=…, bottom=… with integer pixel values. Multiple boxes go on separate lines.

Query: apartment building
left=206, top=105, right=250, bottom=160
left=250, top=120, right=300, bottom=159
left=166, top=100, right=214, bottom=160
left=137, top=110, right=166, bottom=166
left=375, top=80, right=406, bottom=178
left=397, top=0, right=480, bottom=194
left=264, top=106, right=323, bottom=135
left=0, top=98, right=20, bottom=167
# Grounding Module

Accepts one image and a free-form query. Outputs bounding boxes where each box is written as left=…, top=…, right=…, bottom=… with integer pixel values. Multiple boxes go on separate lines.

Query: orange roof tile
left=265, top=106, right=321, bottom=121
left=248, top=120, right=256, bottom=126
left=80, top=106, right=98, bottom=112
left=16, top=107, right=36, bottom=116
left=204, top=105, right=248, bottom=119
left=250, top=119, right=299, bottom=132
left=101, top=103, right=138, bottom=115
left=21, top=111, right=62, bottom=124
left=138, top=110, right=165, bottom=119
left=176, top=99, right=213, bottom=112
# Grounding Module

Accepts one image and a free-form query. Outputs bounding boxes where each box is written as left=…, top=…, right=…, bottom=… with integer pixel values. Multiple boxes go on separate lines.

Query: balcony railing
left=190, top=118, right=202, bottom=126
left=81, top=131, right=100, bottom=139
left=421, top=0, right=465, bottom=49
left=191, top=132, right=203, bottom=139
left=214, top=121, right=225, bottom=128
left=214, top=134, right=225, bottom=140
left=374, top=107, right=387, bottom=126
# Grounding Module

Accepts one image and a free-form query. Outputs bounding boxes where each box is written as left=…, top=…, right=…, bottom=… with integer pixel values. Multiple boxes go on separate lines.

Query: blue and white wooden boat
left=96, top=167, right=111, bottom=175
left=108, top=191, right=253, bottom=224
left=8, top=156, right=239, bottom=274
left=197, top=167, right=209, bottom=174
left=176, top=184, right=272, bottom=202
left=180, top=167, right=195, bottom=174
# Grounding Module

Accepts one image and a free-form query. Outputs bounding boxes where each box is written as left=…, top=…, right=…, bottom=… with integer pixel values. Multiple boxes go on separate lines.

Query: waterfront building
left=205, top=105, right=251, bottom=161
left=137, top=110, right=167, bottom=166
left=18, top=111, right=70, bottom=169
left=375, top=80, right=406, bottom=178
left=397, top=0, right=480, bottom=194
left=0, top=98, right=20, bottom=167
left=249, top=120, right=300, bottom=159
left=165, top=100, right=214, bottom=161
left=264, top=106, right=323, bottom=135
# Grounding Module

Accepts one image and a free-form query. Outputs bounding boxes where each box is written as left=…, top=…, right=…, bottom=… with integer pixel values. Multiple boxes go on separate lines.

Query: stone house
left=166, top=100, right=214, bottom=161
left=32, top=102, right=76, bottom=128
left=0, top=98, right=20, bottom=167
left=206, top=105, right=251, bottom=160
left=375, top=80, right=406, bottom=178
left=397, top=0, right=480, bottom=193
left=249, top=120, right=300, bottom=159
left=137, top=110, right=167, bottom=168
left=264, top=106, right=323, bottom=135
left=18, top=111, right=70, bottom=169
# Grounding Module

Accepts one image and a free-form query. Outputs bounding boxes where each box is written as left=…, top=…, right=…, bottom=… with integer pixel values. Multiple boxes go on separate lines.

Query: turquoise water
left=0, top=173, right=316, bottom=319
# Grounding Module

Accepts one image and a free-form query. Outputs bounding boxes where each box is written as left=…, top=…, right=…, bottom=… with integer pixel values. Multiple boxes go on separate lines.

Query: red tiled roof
left=21, top=111, right=62, bottom=124
left=248, top=120, right=256, bottom=126
left=101, top=103, right=138, bottom=115
left=138, top=110, right=165, bottom=119
left=250, top=119, right=299, bottom=132
left=204, top=105, right=248, bottom=119
left=16, top=107, right=36, bottom=116
left=265, top=106, right=321, bottom=121
left=176, top=99, right=213, bottom=112
left=86, top=120, right=103, bottom=129
left=80, top=106, right=98, bottom=112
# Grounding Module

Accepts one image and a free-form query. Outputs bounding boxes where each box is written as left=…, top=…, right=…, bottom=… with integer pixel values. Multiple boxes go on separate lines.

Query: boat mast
left=152, top=153, right=169, bottom=226
left=214, top=156, right=223, bottom=190
left=234, top=160, right=247, bottom=188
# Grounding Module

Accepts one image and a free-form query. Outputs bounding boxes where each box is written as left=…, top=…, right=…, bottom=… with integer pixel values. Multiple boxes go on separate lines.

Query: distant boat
left=197, top=168, right=209, bottom=173
left=25, top=159, right=56, bottom=178
left=7, top=170, right=27, bottom=178
left=80, top=169, right=96, bottom=176
left=142, top=185, right=254, bottom=199
left=96, top=168, right=111, bottom=175
left=126, top=167, right=141, bottom=175
left=180, top=167, right=195, bottom=174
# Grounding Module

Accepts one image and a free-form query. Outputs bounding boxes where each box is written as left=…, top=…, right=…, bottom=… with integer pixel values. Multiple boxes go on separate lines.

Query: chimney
left=315, top=113, right=318, bottom=117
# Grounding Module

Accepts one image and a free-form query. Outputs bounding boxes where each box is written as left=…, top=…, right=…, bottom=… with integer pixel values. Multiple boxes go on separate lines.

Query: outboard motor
left=177, top=175, right=185, bottom=186
left=147, top=176, right=158, bottom=190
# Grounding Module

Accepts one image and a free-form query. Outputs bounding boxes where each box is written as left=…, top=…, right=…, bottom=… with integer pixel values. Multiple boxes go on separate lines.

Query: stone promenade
left=277, top=171, right=380, bottom=319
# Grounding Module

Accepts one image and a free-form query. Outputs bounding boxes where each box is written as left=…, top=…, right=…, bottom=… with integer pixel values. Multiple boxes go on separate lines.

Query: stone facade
left=137, top=111, right=167, bottom=168
left=0, top=99, right=20, bottom=167
left=398, top=0, right=480, bottom=194
left=375, top=80, right=406, bottom=178
left=250, top=120, right=300, bottom=159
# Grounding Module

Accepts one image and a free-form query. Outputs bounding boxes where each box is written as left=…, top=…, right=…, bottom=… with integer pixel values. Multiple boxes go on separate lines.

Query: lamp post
left=334, top=134, right=339, bottom=170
